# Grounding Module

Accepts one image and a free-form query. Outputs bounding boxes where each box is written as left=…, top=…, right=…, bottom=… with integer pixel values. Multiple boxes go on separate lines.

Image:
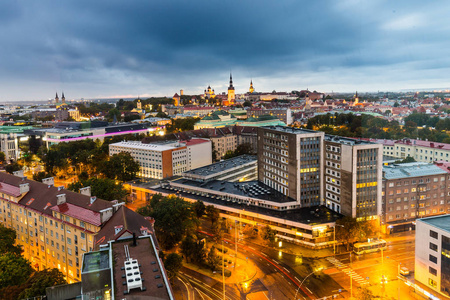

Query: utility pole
left=222, top=240, right=225, bottom=300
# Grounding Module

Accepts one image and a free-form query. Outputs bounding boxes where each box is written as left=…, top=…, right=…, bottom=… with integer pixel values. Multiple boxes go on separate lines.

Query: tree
left=205, top=205, right=220, bottom=226
left=99, top=152, right=140, bottom=182
left=355, top=287, right=376, bottom=300
left=68, top=178, right=127, bottom=201
left=207, top=246, right=221, bottom=271
left=151, top=195, right=195, bottom=249
left=181, top=234, right=197, bottom=263
left=0, top=224, right=23, bottom=255
left=394, top=156, right=416, bottom=164
left=260, top=225, right=276, bottom=245
left=163, top=253, right=183, bottom=283
left=193, top=200, right=206, bottom=219
left=0, top=152, right=5, bottom=163
left=18, top=268, right=66, bottom=299
left=0, top=253, right=33, bottom=289
left=211, top=220, right=224, bottom=242
left=32, top=171, right=54, bottom=182
left=5, top=162, right=22, bottom=174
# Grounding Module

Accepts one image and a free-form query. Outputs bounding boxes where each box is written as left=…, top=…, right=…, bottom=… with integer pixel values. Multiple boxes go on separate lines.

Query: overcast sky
left=1, top=0, right=450, bottom=101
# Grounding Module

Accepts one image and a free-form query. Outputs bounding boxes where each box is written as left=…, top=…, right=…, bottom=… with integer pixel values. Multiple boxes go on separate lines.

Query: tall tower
left=61, top=92, right=66, bottom=104
left=55, top=92, right=59, bottom=104
left=227, top=73, right=235, bottom=104
left=249, top=80, right=254, bottom=93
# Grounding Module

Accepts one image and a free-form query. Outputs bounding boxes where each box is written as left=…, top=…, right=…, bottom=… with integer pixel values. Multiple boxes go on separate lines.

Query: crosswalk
left=326, top=257, right=370, bottom=285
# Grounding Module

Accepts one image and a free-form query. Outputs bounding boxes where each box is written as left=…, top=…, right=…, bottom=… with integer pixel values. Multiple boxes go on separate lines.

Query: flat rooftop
left=324, top=134, right=377, bottom=146
left=262, top=125, right=319, bottom=135
left=383, top=162, right=448, bottom=180
left=155, top=185, right=341, bottom=225
left=112, top=237, right=172, bottom=299
left=184, top=155, right=256, bottom=177
left=419, top=214, right=450, bottom=232
left=110, top=141, right=182, bottom=151
left=82, top=250, right=110, bottom=273
left=171, top=178, right=293, bottom=204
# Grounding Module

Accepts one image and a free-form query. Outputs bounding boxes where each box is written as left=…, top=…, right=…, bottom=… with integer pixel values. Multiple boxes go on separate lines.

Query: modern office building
left=0, top=133, right=19, bottom=161
left=415, top=215, right=450, bottom=297
left=324, top=135, right=383, bottom=220
left=0, top=172, right=156, bottom=284
left=383, top=162, right=450, bottom=233
left=257, top=126, right=324, bottom=207
left=109, top=139, right=212, bottom=179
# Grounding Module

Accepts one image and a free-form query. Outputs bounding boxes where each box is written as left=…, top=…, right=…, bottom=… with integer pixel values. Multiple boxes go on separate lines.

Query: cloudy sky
left=1, top=0, right=450, bottom=101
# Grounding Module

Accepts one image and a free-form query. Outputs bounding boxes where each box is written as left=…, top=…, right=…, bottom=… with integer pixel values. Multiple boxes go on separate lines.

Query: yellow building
left=0, top=172, right=154, bottom=284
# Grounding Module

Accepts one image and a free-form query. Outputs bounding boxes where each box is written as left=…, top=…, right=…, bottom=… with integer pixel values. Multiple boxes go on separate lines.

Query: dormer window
left=114, top=225, right=123, bottom=235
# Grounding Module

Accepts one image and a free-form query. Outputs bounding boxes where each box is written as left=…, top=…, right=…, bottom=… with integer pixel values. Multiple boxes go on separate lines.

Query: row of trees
left=305, top=112, right=450, bottom=144
left=0, top=225, right=66, bottom=299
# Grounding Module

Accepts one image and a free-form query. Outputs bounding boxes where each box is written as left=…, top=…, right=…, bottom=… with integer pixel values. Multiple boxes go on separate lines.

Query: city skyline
left=1, top=1, right=450, bottom=101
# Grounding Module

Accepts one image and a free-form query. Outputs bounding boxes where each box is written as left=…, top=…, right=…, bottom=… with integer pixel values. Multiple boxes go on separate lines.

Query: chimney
left=132, top=232, right=137, bottom=247
left=431, top=142, right=434, bottom=148
left=90, top=196, right=96, bottom=205
left=112, top=202, right=125, bottom=212
left=56, top=194, right=66, bottom=205
left=19, top=183, right=30, bottom=195
left=57, top=186, right=64, bottom=191
left=13, top=170, right=24, bottom=178
left=42, top=177, right=54, bottom=186
left=99, top=208, right=113, bottom=224
left=80, top=186, right=91, bottom=197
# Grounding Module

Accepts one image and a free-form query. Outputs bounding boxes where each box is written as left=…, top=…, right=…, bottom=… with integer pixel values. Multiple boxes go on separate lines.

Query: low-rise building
left=109, top=139, right=212, bottom=179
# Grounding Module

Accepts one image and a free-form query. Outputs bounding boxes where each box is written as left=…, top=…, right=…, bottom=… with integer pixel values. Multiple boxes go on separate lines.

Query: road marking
left=305, top=286, right=313, bottom=294
left=249, top=246, right=255, bottom=250
left=295, top=276, right=301, bottom=282
left=283, top=267, right=290, bottom=273
left=274, top=260, right=280, bottom=265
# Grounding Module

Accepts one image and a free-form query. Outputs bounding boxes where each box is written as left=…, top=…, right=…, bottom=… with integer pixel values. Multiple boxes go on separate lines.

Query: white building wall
left=415, top=217, right=447, bottom=296
left=187, top=139, right=212, bottom=170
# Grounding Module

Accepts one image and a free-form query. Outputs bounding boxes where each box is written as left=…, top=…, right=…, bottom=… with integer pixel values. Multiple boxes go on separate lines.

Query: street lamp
left=293, top=267, right=325, bottom=300
left=334, top=224, right=344, bottom=255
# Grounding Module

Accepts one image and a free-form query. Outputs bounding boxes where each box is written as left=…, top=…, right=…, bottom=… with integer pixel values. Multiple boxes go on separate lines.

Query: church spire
left=249, top=79, right=254, bottom=93
left=228, top=73, right=234, bottom=89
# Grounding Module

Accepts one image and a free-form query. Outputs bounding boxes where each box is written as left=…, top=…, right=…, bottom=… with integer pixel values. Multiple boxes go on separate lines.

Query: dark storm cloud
left=1, top=0, right=450, bottom=100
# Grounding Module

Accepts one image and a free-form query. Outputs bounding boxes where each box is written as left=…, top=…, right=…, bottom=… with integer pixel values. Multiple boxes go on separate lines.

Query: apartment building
left=0, top=172, right=155, bottom=284
left=415, top=215, right=450, bottom=297
left=257, top=126, right=324, bottom=206
left=383, top=162, right=450, bottom=233
left=109, top=139, right=212, bottom=179
left=324, top=135, right=383, bottom=220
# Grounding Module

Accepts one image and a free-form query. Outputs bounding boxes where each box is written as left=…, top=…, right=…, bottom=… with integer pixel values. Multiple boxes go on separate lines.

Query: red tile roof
left=0, top=182, right=21, bottom=197
left=51, top=202, right=102, bottom=226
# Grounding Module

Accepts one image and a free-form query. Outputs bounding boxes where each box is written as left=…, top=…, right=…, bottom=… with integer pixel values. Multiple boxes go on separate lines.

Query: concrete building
left=0, top=172, right=156, bottom=284
left=383, top=162, right=450, bottom=233
left=415, top=215, right=450, bottom=297
left=109, top=139, right=212, bottom=179
left=324, top=135, right=383, bottom=220
left=0, top=133, right=19, bottom=161
left=258, top=126, right=324, bottom=207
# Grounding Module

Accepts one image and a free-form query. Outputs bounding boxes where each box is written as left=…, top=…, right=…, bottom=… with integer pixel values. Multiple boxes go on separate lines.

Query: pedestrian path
left=326, top=257, right=370, bottom=286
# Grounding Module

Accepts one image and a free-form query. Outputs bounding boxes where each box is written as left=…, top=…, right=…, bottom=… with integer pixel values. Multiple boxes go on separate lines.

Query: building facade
left=415, top=215, right=450, bottom=297
left=383, top=162, right=450, bottom=233
left=324, top=135, right=383, bottom=220
left=0, top=133, right=19, bottom=161
left=257, top=126, right=324, bottom=207
left=109, top=139, right=212, bottom=179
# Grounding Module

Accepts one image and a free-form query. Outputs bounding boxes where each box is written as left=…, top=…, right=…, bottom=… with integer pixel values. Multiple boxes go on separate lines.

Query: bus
left=353, top=239, right=387, bottom=255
